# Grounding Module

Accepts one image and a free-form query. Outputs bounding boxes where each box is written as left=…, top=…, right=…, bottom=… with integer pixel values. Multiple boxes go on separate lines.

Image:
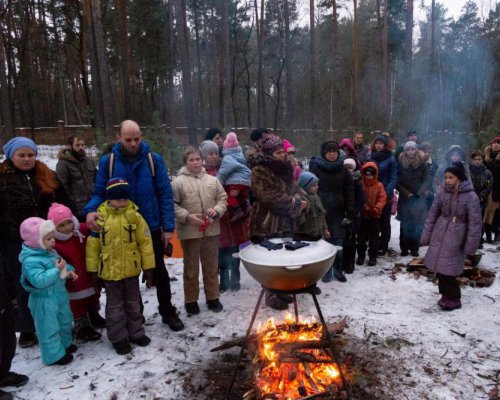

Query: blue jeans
left=218, top=246, right=240, bottom=290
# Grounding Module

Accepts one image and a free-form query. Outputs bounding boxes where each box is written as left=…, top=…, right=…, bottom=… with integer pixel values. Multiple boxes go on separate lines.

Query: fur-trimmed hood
left=57, top=148, right=86, bottom=164
left=484, top=145, right=500, bottom=163
left=398, top=149, right=426, bottom=169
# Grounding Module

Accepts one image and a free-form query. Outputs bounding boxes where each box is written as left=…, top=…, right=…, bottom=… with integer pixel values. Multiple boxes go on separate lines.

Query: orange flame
left=255, top=313, right=342, bottom=399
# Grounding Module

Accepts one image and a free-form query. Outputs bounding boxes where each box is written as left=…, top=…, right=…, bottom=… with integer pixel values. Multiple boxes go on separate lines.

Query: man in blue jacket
left=84, top=120, right=184, bottom=331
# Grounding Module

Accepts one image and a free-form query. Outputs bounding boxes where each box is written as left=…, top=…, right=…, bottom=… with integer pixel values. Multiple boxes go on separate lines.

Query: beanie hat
left=20, top=217, right=55, bottom=249
left=343, top=158, right=356, bottom=169
left=299, top=171, right=319, bottom=191
left=47, top=203, right=73, bottom=226
left=106, top=177, right=130, bottom=200
left=320, top=141, right=339, bottom=158
left=445, top=161, right=467, bottom=182
left=223, top=132, right=240, bottom=150
left=250, top=128, right=269, bottom=142
left=419, top=141, right=432, bottom=152
left=373, top=135, right=388, bottom=146
left=199, top=140, right=219, bottom=159
left=204, top=127, right=222, bottom=141
left=283, top=139, right=295, bottom=153
left=261, top=135, right=283, bottom=155
left=407, top=130, right=417, bottom=137
left=3, top=137, right=38, bottom=160
left=490, top=136, right=500, bottom=145
left=404, top=141, right=418, bottom=151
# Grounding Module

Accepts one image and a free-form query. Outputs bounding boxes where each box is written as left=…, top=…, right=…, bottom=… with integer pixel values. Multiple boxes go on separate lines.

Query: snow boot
left=88, top=308, right=107, bottom=329
left=162, top=309, right=185, bottom=331
left=439, top=297, right=462, bottom=311
left=18, top=332, right=37, bottom=348
left=53, top=353, right=73, bottom=365
left=112, top=339, right=132, bottom=355
left=185, top=302, right=200, bottom=315
left=207, top=299, right=224, bottom=313
left=0, top=372, right=29, bottom=388
left=75, top=318, right=102, bottom=341
left=131, top=335, right=151, bottom=347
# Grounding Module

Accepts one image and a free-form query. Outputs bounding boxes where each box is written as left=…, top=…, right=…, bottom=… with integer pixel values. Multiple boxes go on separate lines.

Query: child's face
left=450, top=152, right=461, bottom=162
left=56, top=219, right=74, bottom=235
left=272, top=148, right=285, bottom=161
left=43, top=232, right=56, bottom=250
left=373, top=142, right=384, bottom=151
left=108, top=199, right=128, bottom=208
left=307, top=183, right=319, bottom=194
left=205, top=151, right=220, bottom=165
left=445, top=172, right=459, bottom=187
left=472, top=156, right=483, bottom=167
left=364, top=170, right=375, bottom=180
left=186, top=152, right=203, bottom=173
left=345, top=164, right=355, bottom=174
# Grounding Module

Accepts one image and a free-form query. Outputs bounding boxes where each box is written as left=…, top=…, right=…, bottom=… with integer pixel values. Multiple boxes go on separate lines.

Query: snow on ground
left=4, top=147, right=500, bottom=400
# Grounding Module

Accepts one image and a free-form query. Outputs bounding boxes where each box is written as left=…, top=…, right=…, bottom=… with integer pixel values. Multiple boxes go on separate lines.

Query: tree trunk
left=255, top=0, right=266, bottom=127
left=115, top=0, right=132, bottom=120
left=309, top=0, right=316, bottom=130
left=284, top=0, right=293, bottom=129
left=174, top=0, right=197, bottom=145
left=351, top=0, right=360, bottom=125
left=0, top=5, right=13, bottom=138
left=221, top=0, right=232, bottom=127
left=403, top=0, right=413, bottom=124
left=331, top=0, right=339, bottom=130
left=193, top=3, right=206, bottom=130
left=379, top=0, right=389, bottom=126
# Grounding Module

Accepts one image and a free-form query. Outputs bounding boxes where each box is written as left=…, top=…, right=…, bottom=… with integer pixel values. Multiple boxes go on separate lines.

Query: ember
left=254, top=314, right=344, bottom=399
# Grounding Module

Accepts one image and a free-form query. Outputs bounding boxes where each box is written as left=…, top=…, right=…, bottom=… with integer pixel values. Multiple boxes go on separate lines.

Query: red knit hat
left=490, top=136, right=500, bottom=145
left=223, top=132, right=240, bottom=150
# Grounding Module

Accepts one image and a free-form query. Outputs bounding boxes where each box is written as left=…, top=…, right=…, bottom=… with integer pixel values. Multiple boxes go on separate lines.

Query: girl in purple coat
left=420, top=162, right=482, bottom=311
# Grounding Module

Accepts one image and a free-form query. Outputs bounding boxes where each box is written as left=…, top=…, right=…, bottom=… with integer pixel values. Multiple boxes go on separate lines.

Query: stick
left=450, top=329, right=466, bottom=338
left=484, top=294, right=496, bottom=303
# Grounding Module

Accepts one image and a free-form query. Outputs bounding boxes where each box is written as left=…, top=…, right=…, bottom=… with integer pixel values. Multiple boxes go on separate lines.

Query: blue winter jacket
left=217, top=147, right=251, bottom=186
left=83, top=142, right=175, bottom=232
left=369, top=152, right=398, bottom=197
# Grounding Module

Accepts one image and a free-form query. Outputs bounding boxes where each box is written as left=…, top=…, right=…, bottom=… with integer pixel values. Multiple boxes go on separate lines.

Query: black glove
left=284, top=241, right=310, bottom=251
left=260, top=240, right=284, bottom=251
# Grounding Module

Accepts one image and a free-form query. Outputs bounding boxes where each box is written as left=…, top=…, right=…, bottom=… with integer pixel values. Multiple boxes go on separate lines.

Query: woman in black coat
left=0, top=137, right=71, bottom=348
left=311, top=141, right=354, bottom=283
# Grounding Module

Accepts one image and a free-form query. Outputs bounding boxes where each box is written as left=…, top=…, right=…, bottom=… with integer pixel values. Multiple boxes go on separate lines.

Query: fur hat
left=299, top=171, right=319, bottom=191
left=199, top=140, right=220, bottom=159
left=223, top=132, right=240, bottom=150
left=20, top=217, right=55, bottom=249
left=343, top=158, right=356, bottom=169
left=373, top=135, right=388, bottom=146
left=47, top=203, right=73, bottom=226
left=283, top=139, right=295, bottom=153
left=3, top=137, right=38, bottom=160
left=403, top=141, right=418, bottom=151
left=261, top=135, right=283, bottom=155
left=204, top=127, right=222, bottom=141
left=320, top=141, right=339, bottom=158
left=445, top=161, right=467, bottom=182
left=106, top=177, right=130, bottom=200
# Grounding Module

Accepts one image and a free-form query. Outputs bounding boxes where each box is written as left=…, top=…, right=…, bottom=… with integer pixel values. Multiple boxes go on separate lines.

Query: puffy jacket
left=172, top=167, right=227, bottom=240
left=83, top=142, right=174, bottom=232
left=56, top=149, right=96, bottom=218
left=369, top=151, right=398, bottom=197
left=217, top=147, right=251, bottom=186
left=470, top=164, right=493, bottom=204
left=361, top=162, right=386, bottom=219
left=86, top=200, right=155, bottom=281
left=484, top=145, right=500, bottom=202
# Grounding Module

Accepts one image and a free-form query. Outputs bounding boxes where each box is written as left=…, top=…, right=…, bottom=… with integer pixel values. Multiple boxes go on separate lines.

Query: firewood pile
left=392, top=258, right=496, bottom=288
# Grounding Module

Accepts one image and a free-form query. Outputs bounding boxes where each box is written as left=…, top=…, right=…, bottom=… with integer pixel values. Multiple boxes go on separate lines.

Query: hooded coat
left=310, top=143, right=354, bottom=240
left=19, top=245, right=74, bottom=365
left=360, top=162, right=386, bottom=219
left=56, top=148, right=96, bottom=217
left=172, top=167, right=227, bottom=240
left=86, top=200, right=155, bottom=281
left=484, top=145, right=500, bottom=202
left=396, top=150, right=431, bottom=223
left=434, top=145, right=471, bottom=191
left=368, top=144, right=398, bottom=197
left=248, top=153, right=303, bottom=242
left=420, top=180, right=482, bottom=276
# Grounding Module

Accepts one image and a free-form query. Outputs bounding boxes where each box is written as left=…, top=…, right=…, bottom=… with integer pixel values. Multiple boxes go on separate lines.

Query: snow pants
left=437, top=273, right=461, bottom=300
left=357, top=217, right=380, bottom=259
left=28, top=291, right=73, bottom=365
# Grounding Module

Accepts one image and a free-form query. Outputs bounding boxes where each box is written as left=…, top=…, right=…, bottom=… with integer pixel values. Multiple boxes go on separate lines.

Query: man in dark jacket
left=353, top=131, right=369, bottom=165
left=84, top=120, right=184, bottom=331
left=56, top=136, right=96, bottom=220
left=0, top=268, right=29, bottom=400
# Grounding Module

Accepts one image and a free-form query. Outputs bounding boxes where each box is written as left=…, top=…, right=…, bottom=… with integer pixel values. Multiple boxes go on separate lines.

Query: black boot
left=75, top=318, right=102, bottom=341
left=484, top=224, right=493, bottom=243
left=88, top=308, right=107, bottom=328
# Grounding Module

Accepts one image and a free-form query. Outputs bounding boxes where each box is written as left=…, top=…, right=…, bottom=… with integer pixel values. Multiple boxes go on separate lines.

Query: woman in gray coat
left=420, top=162, right=482, bottom=311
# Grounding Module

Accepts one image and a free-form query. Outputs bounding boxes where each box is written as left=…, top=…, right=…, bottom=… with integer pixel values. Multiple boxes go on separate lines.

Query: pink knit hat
left=20, top=217, right=55, bottom=249
left=223, top=132, right=240, bottom=149
left=47, top=203, right=73, bottom=226
left=283, top=139, right=295, bottom=153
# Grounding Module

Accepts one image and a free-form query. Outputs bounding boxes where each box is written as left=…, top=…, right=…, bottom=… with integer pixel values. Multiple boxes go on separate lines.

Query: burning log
left=210, top=318, right=348, bottom=353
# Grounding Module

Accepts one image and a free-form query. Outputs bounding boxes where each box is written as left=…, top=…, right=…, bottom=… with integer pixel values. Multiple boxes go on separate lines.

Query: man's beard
left=72, top=149, right=86, bottom=159
left=121, top=147, right=140, bottom=157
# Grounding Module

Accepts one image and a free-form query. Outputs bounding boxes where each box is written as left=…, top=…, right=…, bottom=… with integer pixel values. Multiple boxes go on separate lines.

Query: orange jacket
left=361, top=162, right=387, bottom=219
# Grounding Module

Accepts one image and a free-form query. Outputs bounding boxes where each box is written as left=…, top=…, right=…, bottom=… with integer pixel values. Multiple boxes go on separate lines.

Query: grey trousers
left=103, top=277, right=144, bottom=344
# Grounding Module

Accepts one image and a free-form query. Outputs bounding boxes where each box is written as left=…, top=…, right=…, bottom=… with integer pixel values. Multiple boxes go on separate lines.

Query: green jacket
left=297, top=190, right=328, bottom=239
left=86, top=200, right=155, bottom=281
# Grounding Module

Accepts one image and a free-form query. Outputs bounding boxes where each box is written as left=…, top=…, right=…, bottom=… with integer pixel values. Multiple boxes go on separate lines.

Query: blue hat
left=299, top=171, right=319, bottom=191
left=3, top=137, right=38, bottom=160
left=106, top=177, right=130, bottom=200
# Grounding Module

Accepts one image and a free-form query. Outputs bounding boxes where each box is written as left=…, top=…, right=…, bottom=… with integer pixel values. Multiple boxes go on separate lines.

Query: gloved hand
left=143, top=270, right=154, bottom=289
left=260, top=240, right=284, bottom=251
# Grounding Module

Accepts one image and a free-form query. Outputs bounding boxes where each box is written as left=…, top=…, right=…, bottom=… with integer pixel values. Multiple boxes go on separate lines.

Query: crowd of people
left=0, top=121, right=499, bottom=400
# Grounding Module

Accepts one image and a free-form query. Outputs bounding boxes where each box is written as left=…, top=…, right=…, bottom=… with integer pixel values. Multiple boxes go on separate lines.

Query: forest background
left=0, top=0, right=499, bottom=165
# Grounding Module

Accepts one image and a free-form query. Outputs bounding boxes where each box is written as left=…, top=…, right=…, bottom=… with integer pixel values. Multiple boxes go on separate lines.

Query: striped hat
left=106, top=177, right=130, bottom=200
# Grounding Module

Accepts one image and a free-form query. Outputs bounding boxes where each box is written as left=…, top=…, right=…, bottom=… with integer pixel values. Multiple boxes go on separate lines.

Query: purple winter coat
left=420, top=180, right=482, bottom=277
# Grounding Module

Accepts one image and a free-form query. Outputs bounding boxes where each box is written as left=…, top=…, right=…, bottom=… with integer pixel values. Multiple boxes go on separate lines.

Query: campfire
left=253, top=313, right=345, bottom=399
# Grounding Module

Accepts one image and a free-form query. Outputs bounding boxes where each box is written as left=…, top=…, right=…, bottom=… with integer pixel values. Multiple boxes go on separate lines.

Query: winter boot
left=356, top=256, right=365, bottom=266
left=484, top=224, right=493, bottom=243
left=265, top=292, right=288, bottom=310
left=0, top=372, right=29, bottom=388
left=66, top=344, right=78, bottom=354
left=439, top=296, right=462, bottom=311
left=207, top=299, right=224, bottom=313
left=53, top=353, right=73, bottom=365
left=131, top=335, right=151, bottom=347
left=333, top=266, right=347, bottom=283
left=162, top=308, right=185, bottom=331
left=112, top=339, right=132, bottom=355
left=88, top=308, right=107, bottom=329
left=229, top=205, right=245, bottom=223
left=18, top=332, right=37, bottom=348
left=367, top=258, right=377, bottom=266
left=185, top=302, right=200, bottom=315
left=75, top=318, right=102, bottom=342
left=321, top=267, right=334, bottom=283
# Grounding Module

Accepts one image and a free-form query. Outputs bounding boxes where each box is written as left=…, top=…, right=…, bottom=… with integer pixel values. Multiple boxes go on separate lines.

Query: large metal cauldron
left=239, top=238, right=337, bottom=291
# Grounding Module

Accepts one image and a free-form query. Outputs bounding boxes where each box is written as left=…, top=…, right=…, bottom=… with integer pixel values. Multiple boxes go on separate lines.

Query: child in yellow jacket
left=86, top=178, right=155, bottom=355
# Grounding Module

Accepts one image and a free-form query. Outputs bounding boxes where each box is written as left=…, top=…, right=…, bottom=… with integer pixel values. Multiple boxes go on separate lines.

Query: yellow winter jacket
left=86, top=200, right=155, bottom=281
